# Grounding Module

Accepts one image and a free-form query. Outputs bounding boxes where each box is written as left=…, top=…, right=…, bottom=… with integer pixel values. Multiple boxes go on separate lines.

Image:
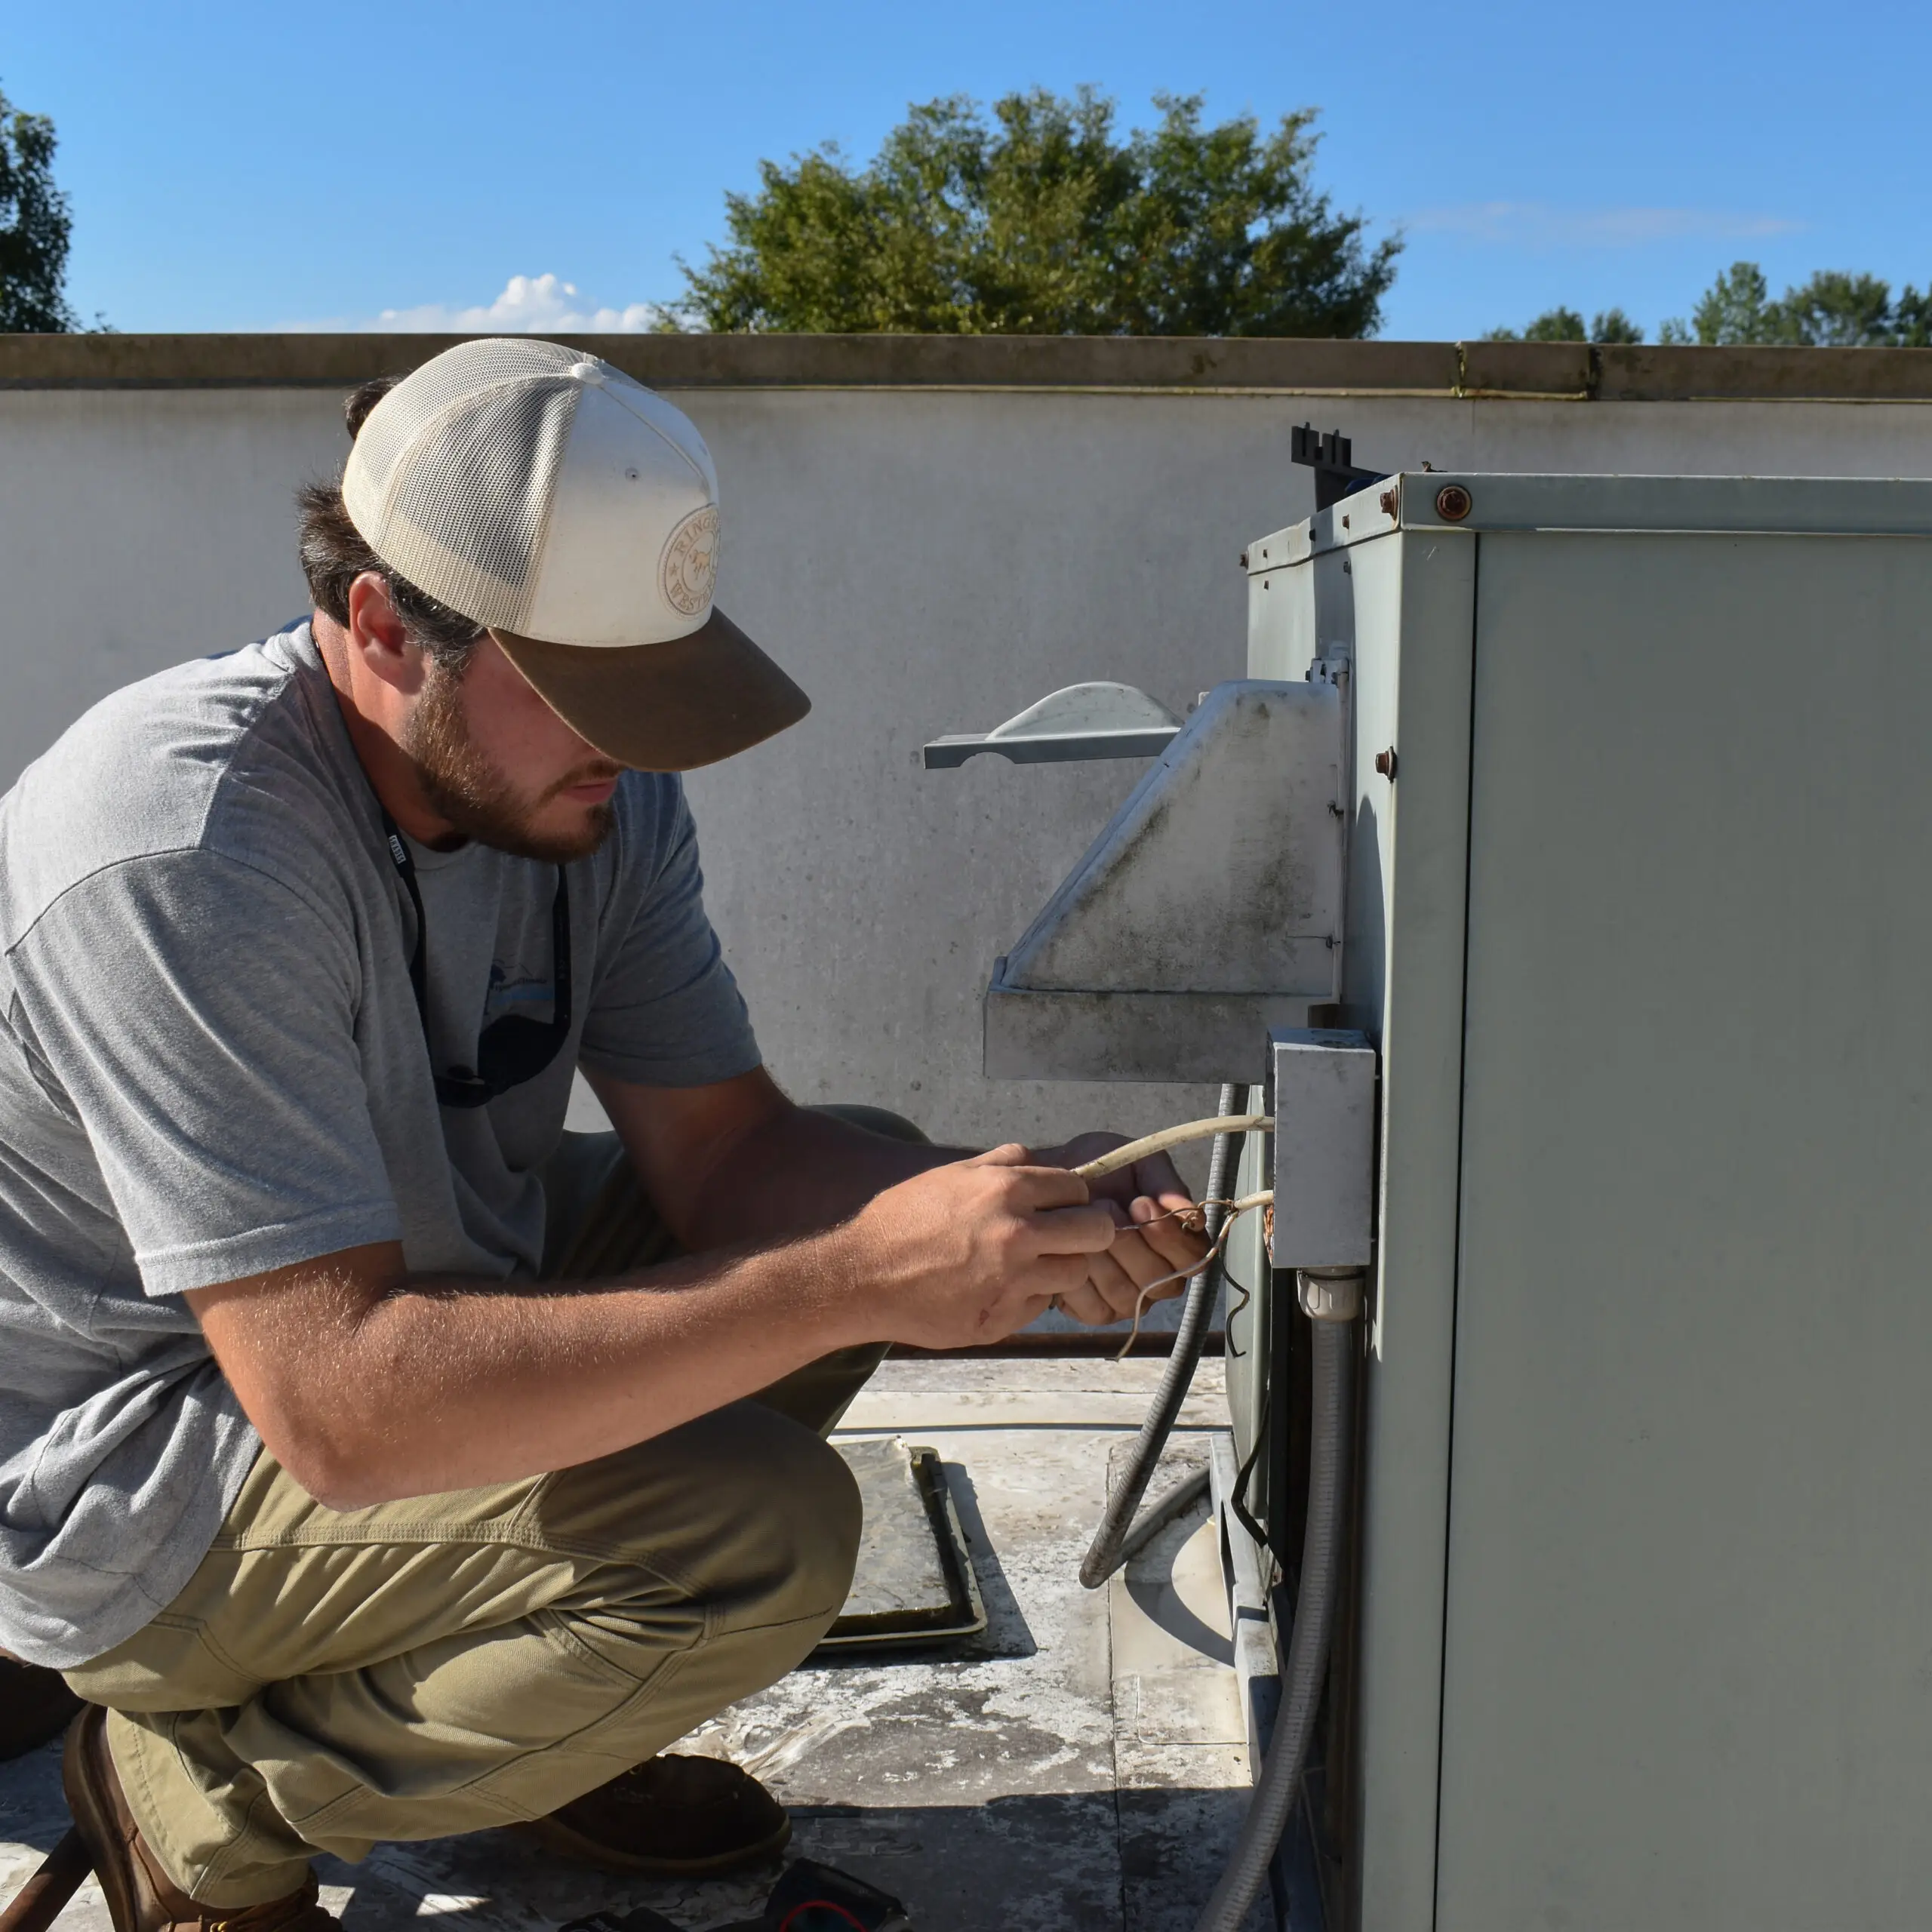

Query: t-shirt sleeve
left=577, top=789, right=762, bottom=1088
left=6, top=850, right=401, bottom=1297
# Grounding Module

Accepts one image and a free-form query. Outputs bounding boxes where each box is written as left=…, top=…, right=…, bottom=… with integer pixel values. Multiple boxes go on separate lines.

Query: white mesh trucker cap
left=341, top=337, right=809, bottom=771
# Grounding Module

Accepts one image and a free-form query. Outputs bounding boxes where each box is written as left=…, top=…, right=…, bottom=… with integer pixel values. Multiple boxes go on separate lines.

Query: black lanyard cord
left=378, top=809, right=572, bottom=1109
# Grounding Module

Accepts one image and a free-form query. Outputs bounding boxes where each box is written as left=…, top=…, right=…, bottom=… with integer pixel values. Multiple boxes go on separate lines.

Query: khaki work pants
left=66, top=1116, right=913, bottom=1909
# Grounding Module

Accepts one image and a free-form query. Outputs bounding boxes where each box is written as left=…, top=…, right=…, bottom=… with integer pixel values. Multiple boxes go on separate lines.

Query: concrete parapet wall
left=4, top=335, right=1930, bottom=1158
left=10, top=331, right=1932, bottom=401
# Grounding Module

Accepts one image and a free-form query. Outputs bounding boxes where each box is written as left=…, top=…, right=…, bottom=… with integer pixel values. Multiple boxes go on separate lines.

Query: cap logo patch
left=660, top=505, right=719, bottom=618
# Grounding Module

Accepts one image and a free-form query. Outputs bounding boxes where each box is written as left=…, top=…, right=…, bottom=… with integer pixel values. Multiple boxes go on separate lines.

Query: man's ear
left=345, top=572, right=428, bottom=697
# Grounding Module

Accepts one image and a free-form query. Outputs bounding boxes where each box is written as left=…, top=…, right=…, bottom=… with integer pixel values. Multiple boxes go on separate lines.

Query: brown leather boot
left=61, top=1706, right=337, bottom=1930
left=0, top=1654, right=82, bottom=1758
left=519, top=1754, right=790, bottom=1878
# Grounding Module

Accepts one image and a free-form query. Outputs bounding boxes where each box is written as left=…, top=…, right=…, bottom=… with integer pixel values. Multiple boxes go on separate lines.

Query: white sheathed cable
left=1072, top=1114, right=1273, bottom=1182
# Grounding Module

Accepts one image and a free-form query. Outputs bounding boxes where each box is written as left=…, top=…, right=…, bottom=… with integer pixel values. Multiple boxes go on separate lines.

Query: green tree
left=1894, top=285, right=1932, bottom=349
left=1484, top=305, right=1644, bottom=343
left=1, top=81, right=76, bottom=333
left=1777, top=271, right=1894, bottom=346
left=678, top=89, right=1401, bottom=337
left=1663, top=260, right=1772, bottom=344
left=1587, top=306, right=1644, bottom=344
left=1659, top=261, right=1930, bottom=346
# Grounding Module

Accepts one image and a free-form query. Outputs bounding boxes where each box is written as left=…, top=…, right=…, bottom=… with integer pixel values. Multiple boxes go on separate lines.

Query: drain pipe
left=1079, top=1084, right=1242, bottom=1589
left=1193, top=1266, right=1361, bottom=1932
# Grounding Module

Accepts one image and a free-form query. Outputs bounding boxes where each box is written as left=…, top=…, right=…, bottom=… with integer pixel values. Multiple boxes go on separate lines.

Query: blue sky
left=5, top=0, right=1924, bottom=341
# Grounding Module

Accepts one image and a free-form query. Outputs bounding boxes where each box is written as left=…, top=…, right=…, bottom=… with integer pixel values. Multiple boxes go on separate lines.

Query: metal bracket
left=922, top=681, right=1181, bottom=768
left=1292, top=423, right=1387, bottom=512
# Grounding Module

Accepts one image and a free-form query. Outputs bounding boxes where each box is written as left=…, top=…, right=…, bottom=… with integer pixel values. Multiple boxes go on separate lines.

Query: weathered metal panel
left=819, top=1438, right=986, bottom=1651
left=1438, top=524, right=1932, bottom=1931
left=981, top=978, right=1309, bottom=1084
left=998, top=680, right=1346, bottom=1000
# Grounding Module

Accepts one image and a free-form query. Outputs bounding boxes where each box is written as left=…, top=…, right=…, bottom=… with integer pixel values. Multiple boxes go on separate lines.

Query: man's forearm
left=195, top=1146, right=1128, bottom=1509
left=685, top=1106, right=969, bottom=1251
left=194, top=1229, right=879, bottom=1509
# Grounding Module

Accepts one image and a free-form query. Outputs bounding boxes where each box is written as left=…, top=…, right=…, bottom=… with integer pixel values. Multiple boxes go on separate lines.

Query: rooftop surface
left=0, top=1356, right=1263, bottom=1932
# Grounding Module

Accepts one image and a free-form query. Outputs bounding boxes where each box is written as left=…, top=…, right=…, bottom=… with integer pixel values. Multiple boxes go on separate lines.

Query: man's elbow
left=189, top=1244, right=418, bottom=1509
left=257, top=1411, right=405, bottom=1512
left=290, top=1457, right=392, bottom=1514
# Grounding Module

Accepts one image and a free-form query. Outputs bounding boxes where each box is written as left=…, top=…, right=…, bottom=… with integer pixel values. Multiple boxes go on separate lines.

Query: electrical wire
left=1070, top=1097, right=1364, bottom=1927
left=1226, top=1380, right=1272, bottom=1559
left=1078, top=1088, right=1244, bottom=1592
left=1112, top=1191, right=1272, bottom=1358
left=1072, top=1112, right=1272, bottom=1183
left=1192, top=1304, right=1358, bottom=1932
left=1070, top=1097, right=1361, bottom=1927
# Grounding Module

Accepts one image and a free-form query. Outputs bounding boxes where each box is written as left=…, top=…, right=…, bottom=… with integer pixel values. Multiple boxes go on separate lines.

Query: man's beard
left=405, top=661, right=619, bottom=864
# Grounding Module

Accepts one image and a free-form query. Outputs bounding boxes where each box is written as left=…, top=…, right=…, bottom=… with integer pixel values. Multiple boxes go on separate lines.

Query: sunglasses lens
left=475, top=1014, right=561, bottom=1089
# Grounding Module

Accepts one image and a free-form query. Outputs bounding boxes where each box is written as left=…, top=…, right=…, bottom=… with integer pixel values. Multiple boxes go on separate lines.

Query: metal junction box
left=1266, top=1026, right=1377, bottom=1272
left=1256, top=472, right=1932, bottom=1932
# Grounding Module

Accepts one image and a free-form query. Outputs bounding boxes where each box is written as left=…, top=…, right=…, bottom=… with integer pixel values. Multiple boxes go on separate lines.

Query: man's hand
left=1027, top=1131, right=1211, bottom=1327
left=588, top=1070, right=1212, bottom=1336
left=838, top=1146, right=1121, bottom=1349
left=189, top=1145, right=1121, bottom=1506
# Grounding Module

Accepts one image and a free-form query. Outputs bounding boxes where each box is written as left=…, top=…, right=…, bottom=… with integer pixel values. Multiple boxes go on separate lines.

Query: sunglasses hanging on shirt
left=380, top=811, right=572, bottom=1109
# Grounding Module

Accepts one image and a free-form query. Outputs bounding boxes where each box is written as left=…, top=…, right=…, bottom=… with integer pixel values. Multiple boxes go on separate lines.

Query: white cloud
left=1406, top=202, right=1804, bottom=248
left=357, top=273, right=672, bottom=334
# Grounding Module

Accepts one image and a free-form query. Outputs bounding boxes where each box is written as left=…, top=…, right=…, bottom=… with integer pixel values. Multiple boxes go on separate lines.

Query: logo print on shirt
left=486, top=959, right=557, bottom=1025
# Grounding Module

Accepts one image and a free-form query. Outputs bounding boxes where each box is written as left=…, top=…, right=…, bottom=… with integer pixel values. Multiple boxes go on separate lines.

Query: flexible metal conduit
left=1193, top=1274, right=1359, bottom=1932
left=1078, top=1084, right=1241, bottom=1590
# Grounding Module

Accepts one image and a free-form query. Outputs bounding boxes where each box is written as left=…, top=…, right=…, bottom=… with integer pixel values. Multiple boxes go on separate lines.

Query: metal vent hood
left=983, top=678, right=1346, bottom=1083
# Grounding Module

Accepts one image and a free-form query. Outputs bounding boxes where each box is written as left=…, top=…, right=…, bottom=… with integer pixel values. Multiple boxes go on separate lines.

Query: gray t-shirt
left=0, top=625, right=760, bottom=1668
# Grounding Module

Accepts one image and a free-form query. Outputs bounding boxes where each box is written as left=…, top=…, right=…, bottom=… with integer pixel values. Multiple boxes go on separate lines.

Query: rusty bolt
left=1379, top=487, right=1398, bottom=516
left=1435, top=483, right=1472, bottom=522
left=1374, top=747, right=1398, bottom=780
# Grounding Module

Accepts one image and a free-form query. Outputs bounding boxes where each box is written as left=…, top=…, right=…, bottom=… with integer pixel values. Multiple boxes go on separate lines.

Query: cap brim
left=492, top=608, right=811, bottom=772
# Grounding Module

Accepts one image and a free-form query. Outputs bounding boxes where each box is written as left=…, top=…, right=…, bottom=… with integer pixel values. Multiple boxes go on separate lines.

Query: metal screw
left=1239, top=550, right=1248, bottom=567
left=1379, top=487, right=1398, bottom=516
left=1374, top=747, right=1398, bottom=780
left=1435, top=483, right=1473, bottom=521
